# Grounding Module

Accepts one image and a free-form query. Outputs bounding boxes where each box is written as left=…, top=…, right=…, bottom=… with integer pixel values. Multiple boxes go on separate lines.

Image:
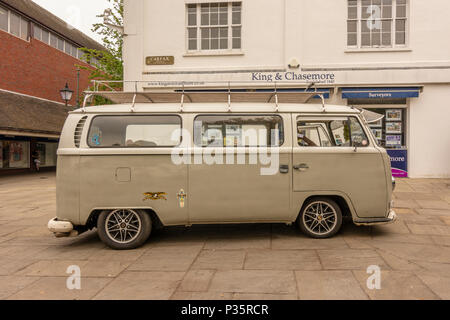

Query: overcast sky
left=31, top=0, right=111, bottom=43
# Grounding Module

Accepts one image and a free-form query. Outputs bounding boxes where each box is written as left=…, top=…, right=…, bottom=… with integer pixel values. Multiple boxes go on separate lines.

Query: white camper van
left=48, top=83, right=397, bottom=250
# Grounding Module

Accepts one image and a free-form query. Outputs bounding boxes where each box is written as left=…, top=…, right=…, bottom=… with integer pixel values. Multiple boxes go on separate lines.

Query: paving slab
left=415, top=208, right=450, bottom=217
left=203, top=236, right=271, bottom=250
left=178, top=269, right=216, bottom=292
left=127, top=245, right=203, bottom=272
left=271, top=234, right=349, bottom=250
left=171, top=291, right=233, bottom=300
left=94, top=271, right=185, bottom=300
left=232, top=293, right=297, bottom=300
left=407, top=224, right=450, bottom=236
left=415, top=200, right=450, bottom=210
left=191, top=250, right=245, bottom=270
left=414, top=272, right=450, bottom=300
left=244, top=249, right=321, bottom=271
left=208, top=270, right=297, bottom=294
left=353, top=270, right=439, bottom=300
left=317, top=249, right=389, bottom=270
left=369, top=241, right=450, bottom=264
left=295, top=271, right=368, bottom=300
left=8, top=277, right=112, bottom=300
left=0, top=276, right=41, bottom=299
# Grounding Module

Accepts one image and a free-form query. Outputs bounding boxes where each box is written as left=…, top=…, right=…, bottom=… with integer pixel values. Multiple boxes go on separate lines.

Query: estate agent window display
left=369, top=108, right=406, bottom=149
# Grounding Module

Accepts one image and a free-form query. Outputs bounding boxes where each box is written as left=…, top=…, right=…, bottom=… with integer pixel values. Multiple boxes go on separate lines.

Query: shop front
left=0, top=136, right=58, bottom=172
left=342, top=87, right=422, bottom=178
left=0, top=89, right=71, bottom=175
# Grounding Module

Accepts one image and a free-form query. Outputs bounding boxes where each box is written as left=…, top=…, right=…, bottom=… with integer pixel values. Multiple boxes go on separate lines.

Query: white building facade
left=123, top=0, right=450, bottom=178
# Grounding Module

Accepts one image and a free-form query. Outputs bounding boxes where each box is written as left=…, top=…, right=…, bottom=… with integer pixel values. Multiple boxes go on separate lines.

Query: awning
left=342, top=87, right=421, bottom=99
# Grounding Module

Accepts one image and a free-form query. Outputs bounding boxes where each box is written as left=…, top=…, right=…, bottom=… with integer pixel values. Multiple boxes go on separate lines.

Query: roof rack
left=82, top=80, right=327, bottom=113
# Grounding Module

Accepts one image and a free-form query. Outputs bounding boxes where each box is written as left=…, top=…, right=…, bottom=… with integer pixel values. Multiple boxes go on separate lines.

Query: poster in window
left=386, top=122, right=403, bottom=134
left=386, top=109, right=402, bottom=121
left=371, top=129, right=383, bottom=140
left=369, top=119, right=383, bottom=128
left=225, top=125, right=242, bottom=147
left=386, top=135, right=402, bottom=148
left=9, top=141, right=30, bottom=168
left=204, top=125, right=223, bottom=147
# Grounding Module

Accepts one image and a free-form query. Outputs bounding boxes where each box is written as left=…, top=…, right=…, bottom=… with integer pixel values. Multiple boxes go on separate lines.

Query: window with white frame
left=347, top=0, right=407, bottom=48
left=187, top=2, right=242, bottom=52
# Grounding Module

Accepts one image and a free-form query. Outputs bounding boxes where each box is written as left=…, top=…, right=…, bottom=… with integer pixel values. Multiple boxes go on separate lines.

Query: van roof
left=71, top=103, right=361, bottom=115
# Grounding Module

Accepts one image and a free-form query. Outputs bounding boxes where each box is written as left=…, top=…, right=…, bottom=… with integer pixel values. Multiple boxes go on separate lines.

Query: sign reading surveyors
left=146, top=56, right=175, bottom=66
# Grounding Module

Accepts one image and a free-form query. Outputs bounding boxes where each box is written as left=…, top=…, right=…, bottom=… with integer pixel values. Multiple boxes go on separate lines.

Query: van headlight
left=392, top=176, right=396, bottom=192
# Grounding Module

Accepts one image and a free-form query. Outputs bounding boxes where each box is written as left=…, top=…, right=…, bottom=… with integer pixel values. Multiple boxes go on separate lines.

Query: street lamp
left=60, top=83, right=73, bottom=107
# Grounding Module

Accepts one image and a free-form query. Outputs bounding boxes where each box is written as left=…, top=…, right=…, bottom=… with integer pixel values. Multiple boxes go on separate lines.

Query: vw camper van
left=48, top=85, right=397, bottom=250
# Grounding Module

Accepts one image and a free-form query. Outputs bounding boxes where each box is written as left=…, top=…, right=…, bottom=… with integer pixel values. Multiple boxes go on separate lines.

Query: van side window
left=194, top=115, right=284, bottom=147
left=297, top=117, right=368, bottom=147
left=87, top=116, right=182, bottom=148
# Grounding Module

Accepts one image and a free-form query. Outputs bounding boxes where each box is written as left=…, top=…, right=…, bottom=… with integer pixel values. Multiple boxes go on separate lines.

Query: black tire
left=97, top=209, right=152, bottom=250
left=298, top=197, right=343, bottom=239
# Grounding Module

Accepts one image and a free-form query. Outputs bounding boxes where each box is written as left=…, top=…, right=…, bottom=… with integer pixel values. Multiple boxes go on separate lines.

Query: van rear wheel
left=298, top=198, right=342, bottom=239
left=98, top=209, right=152, bottom=250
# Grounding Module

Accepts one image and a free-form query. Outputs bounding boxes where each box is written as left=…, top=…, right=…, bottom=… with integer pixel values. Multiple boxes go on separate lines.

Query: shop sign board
left=387, top=149, right=408, bottom=178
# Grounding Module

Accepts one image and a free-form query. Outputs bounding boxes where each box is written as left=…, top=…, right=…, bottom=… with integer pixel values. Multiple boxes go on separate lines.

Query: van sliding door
left=187, top=114, right=292, bottom=223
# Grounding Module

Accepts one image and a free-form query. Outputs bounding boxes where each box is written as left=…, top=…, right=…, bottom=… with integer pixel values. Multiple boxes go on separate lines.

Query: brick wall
left=0, top=30, right=94, bottom=105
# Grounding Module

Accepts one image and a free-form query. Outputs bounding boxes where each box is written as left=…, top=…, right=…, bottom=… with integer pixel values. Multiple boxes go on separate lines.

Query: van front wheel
left=98, top=209, right=152, bottom=250
left=298, top=198, right=342, bottom=239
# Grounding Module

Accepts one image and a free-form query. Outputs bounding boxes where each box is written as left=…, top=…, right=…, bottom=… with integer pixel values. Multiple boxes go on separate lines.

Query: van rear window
left=87, top=116, right=182, bottom=148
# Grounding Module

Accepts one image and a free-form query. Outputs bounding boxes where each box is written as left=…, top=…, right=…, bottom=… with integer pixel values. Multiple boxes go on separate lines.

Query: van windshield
left=87, top=115, right=182, bottom=148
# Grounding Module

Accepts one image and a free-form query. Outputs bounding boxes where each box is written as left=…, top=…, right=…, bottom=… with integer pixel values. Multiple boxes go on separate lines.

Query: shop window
left=297, top=117, right=368, bottom=148
left=36, top=142, right=58, bottom=167
left=367, top=108, right=406, bottom=149
left=194, top=115, right=284, bottom=147
left=88, top=116, right=182, bottom=148
left=186, top=2, right=242, bottom=52
left=0, top=141, right=30, bottom=169
left=347, top=0, right=408, bottom=48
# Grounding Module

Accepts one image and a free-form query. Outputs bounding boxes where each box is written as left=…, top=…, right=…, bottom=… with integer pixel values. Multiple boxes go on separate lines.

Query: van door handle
left=279, top=165, right=289, bottom=174
left=294, top=164, right=309, bottom=171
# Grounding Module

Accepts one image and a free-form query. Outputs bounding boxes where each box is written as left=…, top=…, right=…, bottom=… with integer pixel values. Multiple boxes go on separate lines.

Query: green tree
left=78, top=0, right=124, bottom=105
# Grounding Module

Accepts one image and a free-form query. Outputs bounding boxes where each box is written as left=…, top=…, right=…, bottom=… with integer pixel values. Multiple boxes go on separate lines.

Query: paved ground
left=0, top=172, right=449, bottom=300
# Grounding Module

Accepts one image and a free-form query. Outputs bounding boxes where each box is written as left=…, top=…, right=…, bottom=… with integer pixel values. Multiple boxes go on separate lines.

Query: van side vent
left=74, top=116, right=88, bottom=148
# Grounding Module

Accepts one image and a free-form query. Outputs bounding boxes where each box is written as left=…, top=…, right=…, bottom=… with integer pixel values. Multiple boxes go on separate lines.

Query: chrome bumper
left=48, top=218, right=78, bottom=237
left=354, top=210, right=398, bottom=226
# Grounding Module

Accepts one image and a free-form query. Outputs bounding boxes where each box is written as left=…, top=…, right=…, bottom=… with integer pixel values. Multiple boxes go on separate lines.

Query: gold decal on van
left=143, top=192, right=167, bottom=201
left=177, top=189, right=186, bottom=208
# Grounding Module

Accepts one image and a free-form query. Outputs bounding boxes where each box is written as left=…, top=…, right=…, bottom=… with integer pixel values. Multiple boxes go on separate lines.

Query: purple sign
left=387, top=149, right=408, bottom=178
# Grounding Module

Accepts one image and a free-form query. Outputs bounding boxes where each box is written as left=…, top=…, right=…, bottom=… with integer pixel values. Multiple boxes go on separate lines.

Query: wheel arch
left=294, top=193, right=356, bottom=223
left=85, top=208, right=164, bottom=230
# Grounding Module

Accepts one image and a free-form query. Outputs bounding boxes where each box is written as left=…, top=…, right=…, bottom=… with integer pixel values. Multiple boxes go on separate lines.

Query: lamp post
left=76, top=68, right=80, bottom=108
left=60, top=83, right=74, bottom=107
